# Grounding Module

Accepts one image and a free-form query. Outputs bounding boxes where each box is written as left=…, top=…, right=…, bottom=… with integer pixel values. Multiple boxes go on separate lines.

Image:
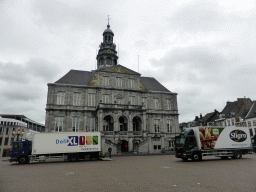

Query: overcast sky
left=1, top=0, right=256, bottom=124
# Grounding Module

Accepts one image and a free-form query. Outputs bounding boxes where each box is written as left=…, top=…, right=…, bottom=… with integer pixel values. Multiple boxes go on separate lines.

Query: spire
left=96, top=17, right=118, bottom=69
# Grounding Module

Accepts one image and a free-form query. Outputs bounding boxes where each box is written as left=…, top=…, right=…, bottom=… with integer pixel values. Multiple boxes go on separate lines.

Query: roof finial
left=107, top=15, right=110, bottom=28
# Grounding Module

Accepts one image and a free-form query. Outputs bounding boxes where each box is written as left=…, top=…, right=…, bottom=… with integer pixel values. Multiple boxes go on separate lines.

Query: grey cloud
left=170, top=0, right=224, bottom=32
left=134, top=40, right=148, bottom=47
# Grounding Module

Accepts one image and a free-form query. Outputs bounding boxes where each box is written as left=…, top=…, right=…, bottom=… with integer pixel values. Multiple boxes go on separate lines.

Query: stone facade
left=45, top=24, right=179, bottom=155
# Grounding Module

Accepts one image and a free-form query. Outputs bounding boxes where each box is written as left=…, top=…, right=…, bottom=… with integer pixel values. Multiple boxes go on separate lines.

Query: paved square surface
left=0, top=154, right=255, bottom=192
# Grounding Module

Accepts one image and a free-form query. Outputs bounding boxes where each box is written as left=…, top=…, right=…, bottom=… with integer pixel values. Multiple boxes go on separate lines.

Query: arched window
left=103, top=115, right=114, bottom=131
left=119, top=116, right=128, bottom=131
left=133, top=116, right=142, bottom=132
left=106, top=57, right=111, bottom=65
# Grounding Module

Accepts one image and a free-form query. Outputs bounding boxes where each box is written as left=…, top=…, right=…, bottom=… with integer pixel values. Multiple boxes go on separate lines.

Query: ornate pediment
left=87, top=73, right=99, bottom=87
left=100, top=65, right=139, bottom=75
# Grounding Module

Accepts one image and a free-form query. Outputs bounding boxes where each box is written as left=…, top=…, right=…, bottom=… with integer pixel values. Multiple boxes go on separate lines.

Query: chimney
left=200, top=113, right=202, bottom=119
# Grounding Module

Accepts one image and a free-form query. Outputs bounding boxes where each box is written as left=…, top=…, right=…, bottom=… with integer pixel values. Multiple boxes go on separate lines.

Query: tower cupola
left=96, top=19, right=118, bottom=69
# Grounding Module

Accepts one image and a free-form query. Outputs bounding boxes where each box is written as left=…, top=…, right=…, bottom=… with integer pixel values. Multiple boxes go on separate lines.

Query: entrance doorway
left=121, top=140, right=128, bottom=152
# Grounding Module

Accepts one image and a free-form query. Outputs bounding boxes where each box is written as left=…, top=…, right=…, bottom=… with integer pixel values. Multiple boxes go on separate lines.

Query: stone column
left=128, top=137, right=133, bottom=152
left=148, top=135, right=152, bottom=153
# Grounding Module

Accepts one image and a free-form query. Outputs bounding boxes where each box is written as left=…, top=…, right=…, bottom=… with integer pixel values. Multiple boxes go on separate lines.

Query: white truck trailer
left=9, top=132, right=101, bottom=164
left=175, top=126, right=253, bottom=161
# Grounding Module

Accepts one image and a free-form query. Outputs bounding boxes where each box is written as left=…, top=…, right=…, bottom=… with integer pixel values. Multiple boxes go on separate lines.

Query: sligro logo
left=230, top=130, right=247, bottom=142
left=56, top=136, right=98, bottom=146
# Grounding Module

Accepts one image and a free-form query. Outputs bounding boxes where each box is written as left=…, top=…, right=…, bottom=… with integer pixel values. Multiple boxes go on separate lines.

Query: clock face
left=107, top=49, right=111, bottom=53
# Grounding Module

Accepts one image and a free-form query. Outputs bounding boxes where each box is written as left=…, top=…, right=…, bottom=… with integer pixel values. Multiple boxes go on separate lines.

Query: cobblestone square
left=1, top=154, right=255, bottom=192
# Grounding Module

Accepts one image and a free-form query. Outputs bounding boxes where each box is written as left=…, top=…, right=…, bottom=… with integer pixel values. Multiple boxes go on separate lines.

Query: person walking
left=108, top=147, right=112, bottom=158
left=125, top=143, right=128, bottom=152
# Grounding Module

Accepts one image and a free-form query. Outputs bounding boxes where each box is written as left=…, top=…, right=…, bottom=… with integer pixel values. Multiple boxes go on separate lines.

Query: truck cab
left=175, top=129, right=198, bottom=161
left=10, top=140, right=31, bottom=163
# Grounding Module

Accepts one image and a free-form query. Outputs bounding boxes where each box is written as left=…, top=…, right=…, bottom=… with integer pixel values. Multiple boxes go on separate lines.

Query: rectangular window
left=6, top=128, right=9, bottom=135
left=72, top=117, right=79, bottom=132
left=55, top=117, right=63, bottom=132
left=166, top=120, right=173, bottom=132
left=73, top=92, right=81, bottom=106
left=166, top=99, right=171, bottom=110
left=129, top=96, right=135, bottom=105
left=154, top=145, right=157, bottom=150
left=117, top=98, right=122, bottom=104
left=88, top=118, right=95, bottom=132
left=253, top=120, right=256, bottom=126
left=158, top=145, right=161, bottom=150
left=227, top=120, right=230, bottom=126
left=142, top=97, right=147, bottom=108
left=88, top=93, right=95, bottom=106
left=11, top=138, right=14, bottom=145
left=231, top=119, right=235, bottom=126
left=103, top=76, right=110, bottom=86
left=0, top=137, right=2, bottom=145
left=154, top=119, right=160, bottom=133
left=0, top=127, right=3, bottom=134
left=128, top=78, right=134, bottom=88
left=4, top=138, right=8, bottom=145
left=116, top=77, right=122, bottom=87
left=249, top=129, right=253, bottom=136
left=248, top=121, right=252, bottom=127
left=57, top=92, right=65, bottom=105
left=102, top=95, right=110, bottom=104
left=154, top=98, right=159, bottom=109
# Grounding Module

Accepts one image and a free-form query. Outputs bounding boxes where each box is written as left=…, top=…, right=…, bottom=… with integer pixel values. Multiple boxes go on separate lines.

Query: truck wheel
left=232, top=151, right=242, bottom=159
left=18, top=156, right=28, bottom=164
left=69, top=154, right=78, bottom=162
left=192, top=153, right=202, bottom=161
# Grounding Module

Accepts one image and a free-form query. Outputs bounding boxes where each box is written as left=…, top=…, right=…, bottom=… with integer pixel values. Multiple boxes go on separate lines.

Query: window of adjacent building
left=142, top=97, right=147, bottom=108
left=4, top=138, right=8, bottom=145
left=227, top=120, right=230, bottom=126
left=103, top=76, right=110, bottom=86
left=249, top=129, right=253, bottom=136
left=0, top=127, right=3, bottom=135
left=11, top=138, right=14, bottom=145
left=166, top=120, right=173, bottom=133
left=153, top=98, right=159, bottom=109
left=72, top=117, right=79, bottom=132
left=129, top=96, right=135, bottom=105
left=154, top=119, right=160, bottom=133
left=248, top=121, right=252, bottom=127
left=55, top=117, right=63, bottom=132
left=169, top=141, right=174, bottom=148
left=231, top=119, right=235, bottom=126
left=88, top=93, right=95, bottom=106
left=128, top=78, right=134, bottom=88
left=102, top=94, right=110, bottom=104
left=166, top=99, right=171, bottom=110
left=154, top=145, right=161, bottom=150
left=87, top=118, right=95, bottom=132
left=253, top=120, right=256, bottom=126
left=6, top=128, right=9, bottom=135
left=57, top=92, right=65, bottom=105
left=73, top=92, right=81, bottom=106
left=116, top=77, right=122, bottom=87
left=0, top=137, right=2, bottom=145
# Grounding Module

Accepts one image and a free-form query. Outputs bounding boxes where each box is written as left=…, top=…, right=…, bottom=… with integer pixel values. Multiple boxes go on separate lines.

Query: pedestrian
left=125, top=143, right=128, bottom=152
left=108, top=147, right=112, bottom=158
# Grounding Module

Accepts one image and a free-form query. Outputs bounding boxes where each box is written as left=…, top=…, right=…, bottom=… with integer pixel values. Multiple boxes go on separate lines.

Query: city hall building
left=45, top=23, right=179, bottom=155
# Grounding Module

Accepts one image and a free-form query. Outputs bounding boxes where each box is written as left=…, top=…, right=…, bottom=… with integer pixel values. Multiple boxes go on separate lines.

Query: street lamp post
left=12, top=127, right=24, bottom=141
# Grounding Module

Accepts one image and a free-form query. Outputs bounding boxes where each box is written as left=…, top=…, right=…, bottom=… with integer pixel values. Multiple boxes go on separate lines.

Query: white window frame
left=154, top=119, right=160, bottom=133
left=87, top=118, right=95, bottom=132
left=248, top=121, right=251, bottom=127
left=103, top=94, right=110, bottom=104
left=0, top=127, right=3, bottom=135
left=57, top=92, right=65, bottom=105
left=253, top=120, right=256, bottom=126
left=129, top=96, right=135, bottom=105
left=103, top=76, right=110, bottom=86
left=88, top=93, right=95, bottom=106
left=116, top=77, right=122, bottom=87
left=72, top=117, right=80, bottom=132
left=55, top=117, right=63, bottom=132
left=154, top=98, right=159, bottom=109
left=128, top=78, right=134, bottom=88
left=166, top=99, right=171, bottom=110
left=166, top=120, right=172, bottom=133
left=142, top=97, right=147, bottom=108
left=117, top=98, right=122, bottom=104
left=73, top=92, right=81, bottom=106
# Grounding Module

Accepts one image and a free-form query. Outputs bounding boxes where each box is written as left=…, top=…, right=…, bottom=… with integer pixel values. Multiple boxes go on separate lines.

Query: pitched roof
left=140, top=77, right=170, bottom=92
left=53, top=66, right=171, bottom=93
left=55, top=70, right=95, bottom=85
left=245, top=102, right=256, bottom=119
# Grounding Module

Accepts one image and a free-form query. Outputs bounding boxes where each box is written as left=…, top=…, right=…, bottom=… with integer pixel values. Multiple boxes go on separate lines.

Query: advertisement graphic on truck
left=175, top=126, right=252, bottom=161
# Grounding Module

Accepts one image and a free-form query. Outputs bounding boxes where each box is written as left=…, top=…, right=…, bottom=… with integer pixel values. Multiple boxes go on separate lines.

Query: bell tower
left=96, top=17, right=118, bottom=69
